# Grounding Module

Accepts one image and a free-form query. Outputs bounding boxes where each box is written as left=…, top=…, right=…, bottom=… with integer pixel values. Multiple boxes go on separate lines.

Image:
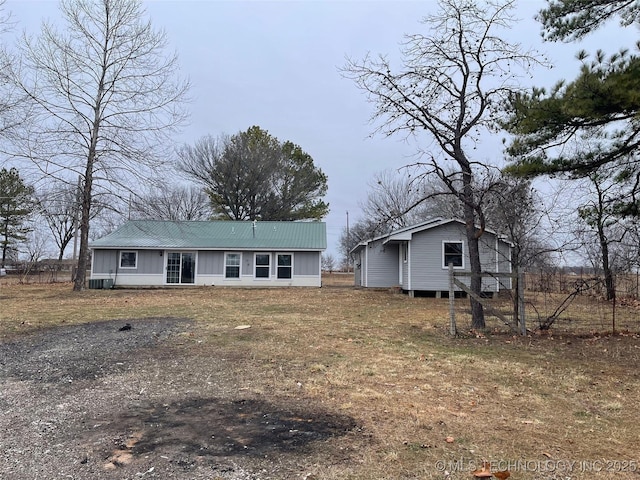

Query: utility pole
left=346, top=210, right=350, bottom=273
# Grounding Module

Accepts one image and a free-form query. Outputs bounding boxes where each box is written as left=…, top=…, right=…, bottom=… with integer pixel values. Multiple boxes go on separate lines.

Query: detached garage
left=351, top=218, right=512, bottom=297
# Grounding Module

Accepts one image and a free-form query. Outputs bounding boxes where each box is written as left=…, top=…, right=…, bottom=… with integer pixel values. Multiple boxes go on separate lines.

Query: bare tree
left=0, top=0, right=28, bottom=141
left=483, top=174, right=550, bottom=270
left=129, top=185, right=211, bottom=221
left=572, top=169, right=640, bottom=300
left=8, top=0, right=189, bottom=290
left=19, top=221, right=54, bottom=281
left=321, top=253, right=336, bottom=273
left=360, top=169, right=458, bottom=230
left=37, top=181, right=81, bottom=261
left=343, top=0, right=546, bottom=328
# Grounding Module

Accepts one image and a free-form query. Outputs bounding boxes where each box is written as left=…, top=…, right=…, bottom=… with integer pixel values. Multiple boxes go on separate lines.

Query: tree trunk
left=461, top=169, right=485, bottom=330
left=72, top=172, right=92, bottom=291
left=466, top=223, right=486, bottom=329
left=598, top=225, right=615, bottom=301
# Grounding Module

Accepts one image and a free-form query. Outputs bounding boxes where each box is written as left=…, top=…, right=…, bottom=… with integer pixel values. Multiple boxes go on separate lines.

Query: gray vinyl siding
left=365, top=240, right=400, bottom=288
left=197, top=251, right=224, bottom=275
left=356, top=219, right=513, bottom=292
left=93, top=247, right=322, bottom=285
left=136, top=250, right=164, bottom=274
left=409, top=223, right=505, bottom=292
left=92, top=250, right=118, bottom=274
left=497, top=239, right=513, bottom=289
left=477, top=234, right=511, bottom=291
left=294, top=251, right=320, bottom=276
left=409, top=225, right=458, bottom=291
left=91, top=249, right=162, bottom=275
left=242, top=252, right=253, bottom=276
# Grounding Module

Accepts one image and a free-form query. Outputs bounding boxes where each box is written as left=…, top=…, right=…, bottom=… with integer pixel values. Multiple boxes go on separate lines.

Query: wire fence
left=524, top=271, right=640, bottom=299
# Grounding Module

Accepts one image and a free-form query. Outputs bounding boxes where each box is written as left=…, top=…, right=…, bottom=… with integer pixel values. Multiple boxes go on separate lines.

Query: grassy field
left=1, top=274, right=639, bottom=479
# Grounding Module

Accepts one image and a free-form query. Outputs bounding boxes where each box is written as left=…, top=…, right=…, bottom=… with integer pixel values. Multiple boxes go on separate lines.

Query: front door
left=166, top=252, right=195, bottom=284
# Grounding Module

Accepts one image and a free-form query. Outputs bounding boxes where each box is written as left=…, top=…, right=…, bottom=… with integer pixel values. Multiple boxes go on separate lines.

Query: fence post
left=449, top=263, right=456, bottom=336
left=518, top=270, right=526, bottom=336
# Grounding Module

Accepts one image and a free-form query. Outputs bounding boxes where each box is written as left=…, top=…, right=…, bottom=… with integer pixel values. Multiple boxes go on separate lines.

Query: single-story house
left=90, top=220, right=326, bottom=288
left=351, top=218, right=512, bottom=297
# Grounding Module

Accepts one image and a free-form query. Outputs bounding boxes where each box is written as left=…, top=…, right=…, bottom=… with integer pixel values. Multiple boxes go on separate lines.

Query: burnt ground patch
left=114, top=396, right=357, bottom=458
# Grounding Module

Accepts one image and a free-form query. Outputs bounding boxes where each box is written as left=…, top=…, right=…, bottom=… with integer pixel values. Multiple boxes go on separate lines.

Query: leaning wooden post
left=449, top=263, right=456, bottom=336
left=518, top=269, right=526, bottom=336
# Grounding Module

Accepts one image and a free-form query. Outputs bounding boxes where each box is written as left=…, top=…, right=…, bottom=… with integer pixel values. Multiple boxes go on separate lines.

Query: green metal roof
left=90, top=220, right=327, bottom=250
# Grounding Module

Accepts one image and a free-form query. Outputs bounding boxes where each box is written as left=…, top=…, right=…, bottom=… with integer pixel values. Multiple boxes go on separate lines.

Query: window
left=225, top=253, right=241, bottom=278
left=255, top=253, right=270, bottom=278
left=403, top=243, right=408, bottom=263
left=443, top=241, right=463, bottom=268
left=120, top=251, right=137, bottom=269
left=277, top=254, right=292, bottom=279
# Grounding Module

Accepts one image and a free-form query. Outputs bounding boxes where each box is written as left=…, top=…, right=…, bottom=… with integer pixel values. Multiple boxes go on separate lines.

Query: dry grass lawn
left=1, top=273, right=639, bottom=479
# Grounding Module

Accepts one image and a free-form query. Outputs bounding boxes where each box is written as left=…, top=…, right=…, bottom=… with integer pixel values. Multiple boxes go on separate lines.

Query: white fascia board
left=383, top=232, right=412, bottom=243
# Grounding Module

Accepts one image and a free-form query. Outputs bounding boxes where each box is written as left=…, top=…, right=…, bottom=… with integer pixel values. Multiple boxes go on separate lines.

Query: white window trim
left=442, top=240, right=464, bottom=269
left=254, top=252, right=271, bottom=279
left=119, top=251, right=137, bottom=269
left=224, top=252, right=242, bottom=279
left=276, top=253, right=293, bottom=280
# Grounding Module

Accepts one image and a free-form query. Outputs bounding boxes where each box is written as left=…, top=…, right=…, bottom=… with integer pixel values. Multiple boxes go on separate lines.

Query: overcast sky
left=4, top=0, right=637, bottom=258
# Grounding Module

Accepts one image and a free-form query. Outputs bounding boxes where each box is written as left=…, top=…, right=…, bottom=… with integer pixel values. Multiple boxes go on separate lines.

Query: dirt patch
left=0, top=318, right=358, bottom=479
left=0, top=317, right=190, bottom=383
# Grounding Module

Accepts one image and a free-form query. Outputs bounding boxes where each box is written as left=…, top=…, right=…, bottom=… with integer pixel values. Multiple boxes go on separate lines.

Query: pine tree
left=0, top=167, right=35, bottom=267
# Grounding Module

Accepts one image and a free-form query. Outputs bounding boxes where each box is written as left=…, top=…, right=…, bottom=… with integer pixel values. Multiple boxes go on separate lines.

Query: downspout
left=407, top=241, right=411, bottom=292
left=398, top=244, right=402, bottom=285
left=113, top=249, right=119, bottom=287
left=363, top=245, right=368, bottom=288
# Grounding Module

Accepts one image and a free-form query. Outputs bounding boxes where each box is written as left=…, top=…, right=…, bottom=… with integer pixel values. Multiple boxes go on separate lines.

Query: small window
left=120, top=251, right=137, bottom=269
left=277, top=254, right=292, bottom=279
left=255, top=253, right=270, bottom=278
left=403, top=243, right=408, bottom=263
left=443, top=241, right=463, bottom=268
left=225, top=253, right=241, bottom=278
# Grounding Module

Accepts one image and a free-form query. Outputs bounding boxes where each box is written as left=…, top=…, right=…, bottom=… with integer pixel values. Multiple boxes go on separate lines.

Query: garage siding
left=364, top=240, right=400, bottom=288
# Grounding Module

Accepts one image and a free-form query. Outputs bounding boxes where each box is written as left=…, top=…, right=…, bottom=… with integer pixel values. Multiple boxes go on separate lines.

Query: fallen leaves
left=494, top=470, right=511, bottom=480
left=471, top=462, right=511, bottom=479
left=471, top=462, right=492, bottom=478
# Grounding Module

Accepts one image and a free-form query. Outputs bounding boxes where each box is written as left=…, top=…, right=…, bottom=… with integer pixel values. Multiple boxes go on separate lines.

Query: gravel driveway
left=0, top=318, right=357, bottom=479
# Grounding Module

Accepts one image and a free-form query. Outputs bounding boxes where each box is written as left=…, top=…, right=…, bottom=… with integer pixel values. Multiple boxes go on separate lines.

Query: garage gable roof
left=90, top=220, right=327, bottom=250
left=351, top=217, right=511, bottom=253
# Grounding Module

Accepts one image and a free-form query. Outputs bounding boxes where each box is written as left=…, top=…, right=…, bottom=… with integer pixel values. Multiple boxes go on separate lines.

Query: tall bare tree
left=36, top=181, right=83, bottom=261
left=129, top=185, right=211, bottom=221
left=571, top=167, right=640, bottom=300
left=0, top=0, right=28, bottom=141
left=343, top=0, right=546, bottom=328
left=9, top=0, right=189, bottom=290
